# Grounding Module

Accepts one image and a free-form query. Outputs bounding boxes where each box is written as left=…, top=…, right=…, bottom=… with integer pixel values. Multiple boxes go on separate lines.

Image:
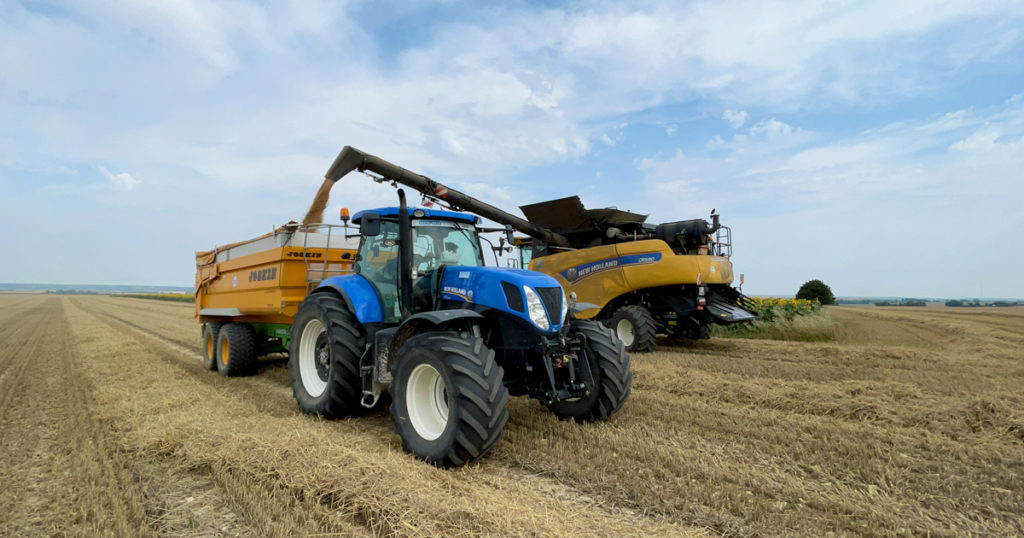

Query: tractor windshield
left=410, top=220, right=484, bottom=272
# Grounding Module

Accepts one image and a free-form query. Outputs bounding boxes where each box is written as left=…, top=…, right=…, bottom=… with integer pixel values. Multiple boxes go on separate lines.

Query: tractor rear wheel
left=546, top=320, right=632, bottom=422
left=607, top=304, right=657, bottom=352
left=289, top=293, right=364, bottom=418
left=201, top=322, right=221, bottom=371
left=390, top=332, right=509, bottom=468
left=216, top=323, right=257, bottom=377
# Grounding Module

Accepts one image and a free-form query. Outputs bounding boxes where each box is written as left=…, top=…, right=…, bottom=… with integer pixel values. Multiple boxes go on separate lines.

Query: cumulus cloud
left=99, top=166, right=140, bottom=191
left=722, top=110, right=748, bottom=129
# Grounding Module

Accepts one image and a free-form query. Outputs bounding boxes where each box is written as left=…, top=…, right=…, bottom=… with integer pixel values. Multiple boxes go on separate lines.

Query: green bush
left=796, top=279, right=835, bottom=305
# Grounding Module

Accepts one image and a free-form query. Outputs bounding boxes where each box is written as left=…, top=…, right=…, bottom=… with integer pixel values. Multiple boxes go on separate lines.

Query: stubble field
left=0, top=294, right=1021, bottom=537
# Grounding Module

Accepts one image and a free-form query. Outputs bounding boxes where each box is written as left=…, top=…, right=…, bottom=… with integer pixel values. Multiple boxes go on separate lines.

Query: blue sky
left=2, top=0, right=1023, bottom=297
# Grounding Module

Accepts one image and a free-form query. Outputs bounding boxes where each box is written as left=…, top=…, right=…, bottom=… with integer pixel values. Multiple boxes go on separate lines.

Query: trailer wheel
left=201, top=322, right=221, bottom=371
left=289, top=294, right=363, bottom=418
left=607, top=305, right=657, bottom=352
left=546, top=320, right=632, bottom=422
left=216, top=323, right=257, bottom=377
left=390, top=332, right=509, bottom=468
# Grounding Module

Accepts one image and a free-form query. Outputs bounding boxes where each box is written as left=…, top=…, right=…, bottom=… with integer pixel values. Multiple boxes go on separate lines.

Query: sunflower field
left=747, top=297, right=821, bottom=322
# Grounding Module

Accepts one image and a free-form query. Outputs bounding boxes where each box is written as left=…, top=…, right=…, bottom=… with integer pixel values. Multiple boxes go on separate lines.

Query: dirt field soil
left=1, top=295, right=1021, bottom=536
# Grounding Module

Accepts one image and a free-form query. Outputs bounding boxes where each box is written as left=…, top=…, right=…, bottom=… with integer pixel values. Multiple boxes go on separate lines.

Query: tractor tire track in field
left=62, top=297, right=378, bottom=536
left=0, top=298, right=151, bottom=536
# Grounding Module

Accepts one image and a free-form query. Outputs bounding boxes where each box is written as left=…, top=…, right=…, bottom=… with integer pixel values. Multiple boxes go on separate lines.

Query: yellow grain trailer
left=194, top=223, right=358, bottom=375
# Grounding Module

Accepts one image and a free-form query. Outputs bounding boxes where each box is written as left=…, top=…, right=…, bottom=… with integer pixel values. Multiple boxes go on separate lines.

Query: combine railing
left=714, top=226, right=733, bottom=257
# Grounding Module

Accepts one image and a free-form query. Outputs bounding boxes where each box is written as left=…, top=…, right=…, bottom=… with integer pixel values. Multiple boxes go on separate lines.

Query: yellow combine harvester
left=509, top=196, right=756, bottom=351
left=194, top=223, right=358, bottom=374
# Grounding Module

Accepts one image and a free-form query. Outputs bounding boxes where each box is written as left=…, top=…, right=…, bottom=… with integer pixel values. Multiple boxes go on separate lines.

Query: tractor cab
left=352, top=207, right=484, bottom=322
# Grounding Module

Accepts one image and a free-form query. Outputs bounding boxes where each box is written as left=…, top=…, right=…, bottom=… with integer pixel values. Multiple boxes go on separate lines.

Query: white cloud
left=99, top=166, right=140, bottom=191
left=949, top=127, right=1002, bottom=152
left=601, top=134, right=615, bottom=146
left=722, top=110, right=748, bottom=129
left=747, top=118, right=793, bottom=137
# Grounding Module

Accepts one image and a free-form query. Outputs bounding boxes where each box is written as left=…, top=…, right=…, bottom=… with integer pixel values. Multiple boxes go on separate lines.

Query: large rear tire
left=216, top=323, right=257, bottom=377
left=546, top=320, right=632, bottom=422
left=201, top=322, right=221, bottom=371
left=288, top=293, right=364, bottom=418
left=390, top=332, right=509, bottom=468
left=607, top=305, right=657, bottom=352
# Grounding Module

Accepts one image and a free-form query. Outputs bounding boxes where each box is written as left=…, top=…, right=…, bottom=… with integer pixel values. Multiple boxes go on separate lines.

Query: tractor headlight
left=560, top=290, right=569, bottom=322
left=523, top=286, right=550, bottom=331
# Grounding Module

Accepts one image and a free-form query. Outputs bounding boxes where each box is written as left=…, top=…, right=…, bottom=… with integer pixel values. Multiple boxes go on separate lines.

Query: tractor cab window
left=409, top=219, right=483, bottom=314
left=356, top=220, right=401, bottom=322
left=410, top=220, right=484, bottom=271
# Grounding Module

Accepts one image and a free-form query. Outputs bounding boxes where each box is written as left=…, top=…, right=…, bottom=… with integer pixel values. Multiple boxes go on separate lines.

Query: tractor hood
left=439, top=266, right=565, bottom=333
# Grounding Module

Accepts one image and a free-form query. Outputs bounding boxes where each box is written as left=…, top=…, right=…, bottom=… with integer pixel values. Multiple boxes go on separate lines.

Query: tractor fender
left=315, top=274, right=384, bottom=325
left=399, top=309, right=483, bottom=328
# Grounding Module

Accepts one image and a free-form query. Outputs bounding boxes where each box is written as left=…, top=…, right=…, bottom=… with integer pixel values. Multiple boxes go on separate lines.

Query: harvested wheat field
left=1, top=294, right=1022, bottom=536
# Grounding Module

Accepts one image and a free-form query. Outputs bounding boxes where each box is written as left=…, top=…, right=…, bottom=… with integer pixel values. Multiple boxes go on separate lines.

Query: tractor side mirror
left=359, top=213, right=381, bottom=237
left=504, top=224, right=514, bottom=245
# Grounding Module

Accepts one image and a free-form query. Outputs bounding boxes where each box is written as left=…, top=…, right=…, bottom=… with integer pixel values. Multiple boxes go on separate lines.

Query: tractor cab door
left=409, top=219, right=485, bottom=313
left=356, top=220, right=402, bottom=323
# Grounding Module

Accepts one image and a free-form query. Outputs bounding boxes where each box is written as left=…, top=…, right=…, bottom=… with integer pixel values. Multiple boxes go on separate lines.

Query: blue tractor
left=288, top=148, right=632, bottom=467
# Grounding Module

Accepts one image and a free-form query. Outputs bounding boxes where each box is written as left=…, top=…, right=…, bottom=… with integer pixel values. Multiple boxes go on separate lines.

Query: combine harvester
left=337, top=153, right=758, bottom=352
left=194, top=147, right=631, bottom=468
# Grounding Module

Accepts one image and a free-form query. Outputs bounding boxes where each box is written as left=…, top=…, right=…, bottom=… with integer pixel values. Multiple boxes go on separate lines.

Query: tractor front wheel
left=289, top=293, right=364, bottom=418
left=546, top=320, right=632, bottom=422
left=390, top=332, right=509, bottom=468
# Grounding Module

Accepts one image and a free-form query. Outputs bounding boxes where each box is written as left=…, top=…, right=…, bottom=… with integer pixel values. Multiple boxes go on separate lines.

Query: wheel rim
left=205, top=333, right=214, bottom=359
left=616, top=318, right=635, bottom=346
left=220, top=336, right=229, bottom=365
left=406, top=363, right=449, bottom=441
left=298, top=319, right=329, bottom=397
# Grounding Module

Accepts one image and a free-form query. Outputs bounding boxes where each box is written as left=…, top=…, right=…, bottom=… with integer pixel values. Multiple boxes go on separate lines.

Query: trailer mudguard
left=315, top=274, right=384, bottom=324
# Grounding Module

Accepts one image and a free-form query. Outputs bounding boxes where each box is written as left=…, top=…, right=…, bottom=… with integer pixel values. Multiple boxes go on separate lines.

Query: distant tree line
left=874, top=299, right=927, bottom=307
left=946, top=299, right=1022, bottom=307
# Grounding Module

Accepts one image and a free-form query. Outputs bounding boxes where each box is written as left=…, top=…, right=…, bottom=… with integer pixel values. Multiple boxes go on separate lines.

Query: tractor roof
left=352, top=207, right=477, bottom=224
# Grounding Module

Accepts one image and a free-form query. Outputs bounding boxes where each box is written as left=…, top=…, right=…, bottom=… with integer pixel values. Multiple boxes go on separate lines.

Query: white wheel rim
left=616, top=318, right=635, bottom=346
left=407, top=363, right=449, bottom=441
left=298, top=319, right=328, bottom=397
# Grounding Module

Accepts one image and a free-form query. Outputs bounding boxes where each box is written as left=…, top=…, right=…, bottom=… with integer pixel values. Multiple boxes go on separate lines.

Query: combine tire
left=546, top=320, right=632, bottom=422
left=607, top=304, right=657, bottom=352
left=390, top=332, right=509, bottom=468
left=289, top=293, right=363, bottom=418
left=201, top=322, right=221, bottom=371
left=216, top=323, right=257, bottom=377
